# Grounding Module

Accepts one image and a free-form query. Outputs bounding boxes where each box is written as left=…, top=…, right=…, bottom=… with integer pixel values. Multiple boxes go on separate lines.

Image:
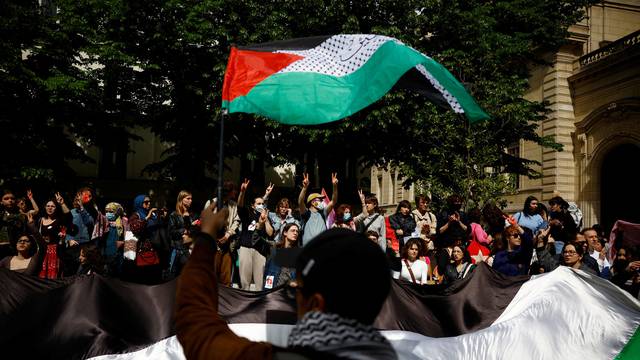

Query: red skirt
left=39, top=244, right=60, bottom=279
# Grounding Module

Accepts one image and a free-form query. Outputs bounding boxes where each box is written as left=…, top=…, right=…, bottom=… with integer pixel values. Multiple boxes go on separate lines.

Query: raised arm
left=237, top=179, right=249, bottom=208
left=262, top=183, right=274, bottom=203
left=256, top=209, right=274, bottom=237
left=354, top=189, right=368, bottom=223
left=176, top=206, right=272, bottom=359
left=298, top=173, right=309, bottom=214
left=325, top=172, right=339, bottom=214
left=55, top=192, right=70, bottom=214
left=27, top=189, right=39, bottom=215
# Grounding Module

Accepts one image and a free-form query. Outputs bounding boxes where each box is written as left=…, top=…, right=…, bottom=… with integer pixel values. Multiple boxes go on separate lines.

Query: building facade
left=372, top=2, right=640, bottom=232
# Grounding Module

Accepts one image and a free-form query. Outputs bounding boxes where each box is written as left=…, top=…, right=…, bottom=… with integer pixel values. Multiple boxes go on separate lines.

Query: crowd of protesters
left=1, top=176, right=639, bottom=298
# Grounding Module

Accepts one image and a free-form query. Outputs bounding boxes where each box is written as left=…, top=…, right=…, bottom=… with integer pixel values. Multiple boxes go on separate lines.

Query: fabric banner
left=221, top=34, right=490, bottom=125
left=1, top=264, right=638, bottom=359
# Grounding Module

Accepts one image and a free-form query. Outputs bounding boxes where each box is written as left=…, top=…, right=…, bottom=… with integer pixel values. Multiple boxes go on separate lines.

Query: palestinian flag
left=1, top=265, right=638, bottom=359
left=221, top=34, right=489, bottom=125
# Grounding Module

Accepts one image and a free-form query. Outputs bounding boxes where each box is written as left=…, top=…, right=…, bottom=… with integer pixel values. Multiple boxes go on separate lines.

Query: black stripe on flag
left=0, top=263, right=526, bottom=359
left=239, top=35, right=331, bottom=52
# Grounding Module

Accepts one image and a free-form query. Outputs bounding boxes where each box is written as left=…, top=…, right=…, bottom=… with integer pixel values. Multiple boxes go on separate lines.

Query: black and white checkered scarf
left=288, top=311, right=397, bottom=360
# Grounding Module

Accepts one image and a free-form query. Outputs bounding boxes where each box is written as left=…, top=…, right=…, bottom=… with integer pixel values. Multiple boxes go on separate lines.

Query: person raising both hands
left=298, top=172, right=338, bottom=245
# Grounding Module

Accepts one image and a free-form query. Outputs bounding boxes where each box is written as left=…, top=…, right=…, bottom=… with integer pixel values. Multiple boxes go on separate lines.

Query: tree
left=2, top=0, right=597, bottom=205
left=0, top=0, right=92, bottom=186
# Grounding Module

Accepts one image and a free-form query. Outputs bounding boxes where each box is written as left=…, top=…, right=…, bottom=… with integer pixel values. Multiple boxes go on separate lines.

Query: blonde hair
left=176, top=190, right=192, bottom=215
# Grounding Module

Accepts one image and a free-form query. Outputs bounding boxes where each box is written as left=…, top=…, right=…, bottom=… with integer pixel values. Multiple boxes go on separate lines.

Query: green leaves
left=1, top=0, right=595, bottom=200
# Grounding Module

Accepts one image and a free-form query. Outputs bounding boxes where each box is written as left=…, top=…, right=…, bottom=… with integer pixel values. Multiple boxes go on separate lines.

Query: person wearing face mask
left=297, top=172, right=338, bottom=246
left=332, top=204, right=356, bottom=230
left=99, top=202, right=128, bottom=276
left=237, top=179, right=274, bottom=290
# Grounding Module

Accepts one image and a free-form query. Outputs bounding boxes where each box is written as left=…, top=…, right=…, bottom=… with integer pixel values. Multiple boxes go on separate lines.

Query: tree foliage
left=1, top=0, right=596, bottom=203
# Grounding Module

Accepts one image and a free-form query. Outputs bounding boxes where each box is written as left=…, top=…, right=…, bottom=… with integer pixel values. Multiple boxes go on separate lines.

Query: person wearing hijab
left=100, top=202, right=128, bottom=275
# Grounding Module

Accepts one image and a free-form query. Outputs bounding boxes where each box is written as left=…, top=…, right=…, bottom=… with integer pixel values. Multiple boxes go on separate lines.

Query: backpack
left=300, top=209, right=326, bottom=236
left=567, top=202, right=583, bottom=231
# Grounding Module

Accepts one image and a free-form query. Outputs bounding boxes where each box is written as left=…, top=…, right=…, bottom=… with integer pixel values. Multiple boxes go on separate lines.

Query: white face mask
left=314, top=201, right=325, bottom=210
left=255, top=204, right=265, bottom=212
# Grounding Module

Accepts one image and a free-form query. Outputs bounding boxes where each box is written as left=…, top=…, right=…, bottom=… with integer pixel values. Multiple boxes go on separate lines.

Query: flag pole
left=217, top=109, right=227, bottom=210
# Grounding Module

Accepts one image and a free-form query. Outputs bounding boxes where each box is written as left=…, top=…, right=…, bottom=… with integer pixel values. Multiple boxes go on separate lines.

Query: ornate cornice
left=575, top=97, right=640, bottom=133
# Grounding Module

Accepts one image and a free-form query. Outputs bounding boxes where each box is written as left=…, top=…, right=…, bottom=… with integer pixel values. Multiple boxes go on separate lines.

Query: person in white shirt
left=589, top=233, right=611, bottom=275
left=400, top=238, right=429, bottom=285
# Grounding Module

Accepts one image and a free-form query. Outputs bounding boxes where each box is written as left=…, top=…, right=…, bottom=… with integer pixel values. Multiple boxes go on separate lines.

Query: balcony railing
left=579, top=29, right=640, bottom=67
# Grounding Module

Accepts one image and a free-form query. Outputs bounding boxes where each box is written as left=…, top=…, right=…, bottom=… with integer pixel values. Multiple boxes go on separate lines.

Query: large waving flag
left=221, top=34, right=489, bottom=125
left=1, top=265, right=639, bottom=359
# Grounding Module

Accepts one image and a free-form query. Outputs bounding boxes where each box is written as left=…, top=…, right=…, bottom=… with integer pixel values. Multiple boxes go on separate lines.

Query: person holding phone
left=436, top=194, right=470, bottom=247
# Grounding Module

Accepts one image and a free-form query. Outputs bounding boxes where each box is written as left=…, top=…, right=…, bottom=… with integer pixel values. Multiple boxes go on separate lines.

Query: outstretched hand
left=302, top=173, right=310, bottom=188
left=264, top=182, right=274, bottom=197
left=200, top=202, right=229, bottom=241
left=54, top=192, right=65, bottom=206
left=259, top=209, right=268, bottom=224
left=331, top=172, right=339, bottom=186
left=240, top=178, right=250, bottom=192
left=358, top=189, right=365, bottom=203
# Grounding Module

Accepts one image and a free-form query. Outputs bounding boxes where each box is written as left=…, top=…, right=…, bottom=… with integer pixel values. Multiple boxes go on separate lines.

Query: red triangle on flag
left=222, top=48, right=303, bottom=102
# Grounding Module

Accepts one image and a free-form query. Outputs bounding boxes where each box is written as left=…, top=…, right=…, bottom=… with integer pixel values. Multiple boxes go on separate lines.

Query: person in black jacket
left=236, top=179, right=274, bottom=290
left=389, top=200, right=416, bottom=251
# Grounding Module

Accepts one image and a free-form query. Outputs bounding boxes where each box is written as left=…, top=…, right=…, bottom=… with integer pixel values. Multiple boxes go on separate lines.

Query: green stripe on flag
left=226, top=41, right=488, bottom=125
left=616, top=325, right=640, bottom=360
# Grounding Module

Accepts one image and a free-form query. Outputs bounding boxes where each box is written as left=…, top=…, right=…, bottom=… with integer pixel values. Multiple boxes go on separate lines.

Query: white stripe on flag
left=88, top=267, right=640, bottom=360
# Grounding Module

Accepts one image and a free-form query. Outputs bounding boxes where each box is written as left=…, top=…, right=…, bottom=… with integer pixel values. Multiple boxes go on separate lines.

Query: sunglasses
left=508, top=233, right=520, bottom=238
left=143, top=200, right=151, bottom=204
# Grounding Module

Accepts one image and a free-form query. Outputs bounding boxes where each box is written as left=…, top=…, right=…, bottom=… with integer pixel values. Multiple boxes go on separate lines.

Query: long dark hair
left=43, top=198, right=63, bottom=220
left=395, top=200, right=411, bottom=215
left=451, top=244, right=472, bottom=264
left=277, top=222, right=300, bottom=248
left=523, top=196, right=538, bottom=216
left=80, top=244, right=104, bottom=274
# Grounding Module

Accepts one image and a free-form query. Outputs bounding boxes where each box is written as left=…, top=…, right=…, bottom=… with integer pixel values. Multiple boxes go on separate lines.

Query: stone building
left=373, top=2, right=640, bottom=232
